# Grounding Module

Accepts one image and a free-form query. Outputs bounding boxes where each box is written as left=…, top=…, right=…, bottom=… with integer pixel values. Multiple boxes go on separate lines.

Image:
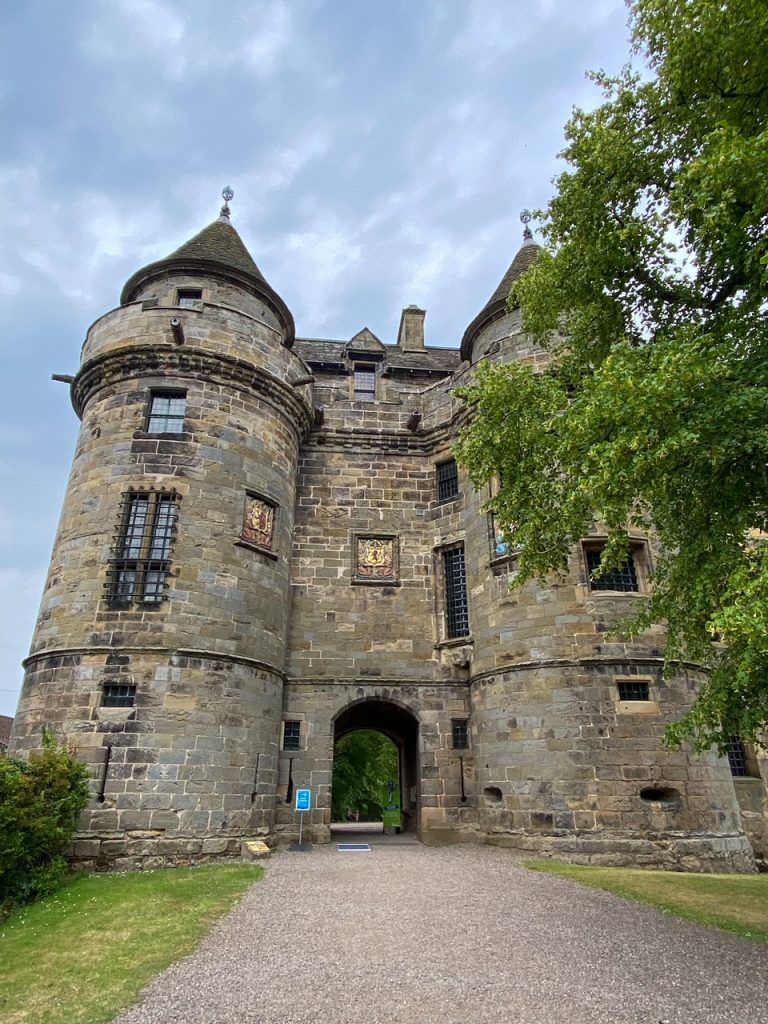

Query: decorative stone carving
left=355, top=536, right=397, bottom=583
left=242, top=495, right=275, bottom=550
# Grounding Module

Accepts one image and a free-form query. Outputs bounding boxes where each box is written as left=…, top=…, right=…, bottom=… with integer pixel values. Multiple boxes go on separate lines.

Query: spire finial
left=520, top=208, right=533, bottom=242
left=220, top=185, right=234, bottom=220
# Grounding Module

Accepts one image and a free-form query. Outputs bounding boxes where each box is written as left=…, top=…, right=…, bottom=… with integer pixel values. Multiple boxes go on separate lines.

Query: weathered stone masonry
left=10, top=206, right=767, bottom=871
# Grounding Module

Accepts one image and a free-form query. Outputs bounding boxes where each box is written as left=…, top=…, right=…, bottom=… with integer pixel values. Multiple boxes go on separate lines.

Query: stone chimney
left=397, top=305, right=426, bottom=351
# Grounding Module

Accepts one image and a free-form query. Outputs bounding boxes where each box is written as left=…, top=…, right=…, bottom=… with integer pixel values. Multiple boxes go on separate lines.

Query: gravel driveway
left=114, top=843, right=768, bottom=1024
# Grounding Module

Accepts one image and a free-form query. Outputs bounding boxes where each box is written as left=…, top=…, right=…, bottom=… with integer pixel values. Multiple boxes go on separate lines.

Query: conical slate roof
left=459, top=236, right=541, bottom=360
left=120, top=213, right=294, bottom=346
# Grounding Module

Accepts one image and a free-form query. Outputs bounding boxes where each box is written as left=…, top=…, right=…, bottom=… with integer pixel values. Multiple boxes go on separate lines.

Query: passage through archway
left=332, top=699, right=420, bottom=834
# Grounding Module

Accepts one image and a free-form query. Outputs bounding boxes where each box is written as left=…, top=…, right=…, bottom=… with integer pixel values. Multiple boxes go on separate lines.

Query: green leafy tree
left=455, top=0, right=768, bottom=751
left=331, top=730, right=399, bottom=821
left=0, top=730, right=90, bottom=915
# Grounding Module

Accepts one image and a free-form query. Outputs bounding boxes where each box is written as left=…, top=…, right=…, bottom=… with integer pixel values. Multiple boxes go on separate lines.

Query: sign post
left=295, top=787, right=311, bottom=848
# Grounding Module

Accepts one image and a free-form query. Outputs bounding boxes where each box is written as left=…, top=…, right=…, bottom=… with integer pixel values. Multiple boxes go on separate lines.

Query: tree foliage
left=331, top=730, right=399, bottom=821
left=455, top=0, right=768, bottom=751
left=0, top=730, right=90, bottom=916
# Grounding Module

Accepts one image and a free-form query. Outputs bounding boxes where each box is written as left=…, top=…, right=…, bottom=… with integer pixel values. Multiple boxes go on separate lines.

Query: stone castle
left=9, top=195, right=767, bottom=871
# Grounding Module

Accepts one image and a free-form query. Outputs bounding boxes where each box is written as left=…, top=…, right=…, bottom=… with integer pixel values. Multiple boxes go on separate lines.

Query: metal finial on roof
left=520, top=209, right=533, bottom=242
left=220, top=185, right=234, bottom=220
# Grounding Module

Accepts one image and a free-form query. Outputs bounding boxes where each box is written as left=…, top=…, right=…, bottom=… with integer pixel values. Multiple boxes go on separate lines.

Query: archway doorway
left=332, top=699, right=420, bottom=834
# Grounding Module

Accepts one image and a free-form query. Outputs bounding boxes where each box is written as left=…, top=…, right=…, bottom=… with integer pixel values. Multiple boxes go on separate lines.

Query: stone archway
left=333, top=698, right=420, bottom=833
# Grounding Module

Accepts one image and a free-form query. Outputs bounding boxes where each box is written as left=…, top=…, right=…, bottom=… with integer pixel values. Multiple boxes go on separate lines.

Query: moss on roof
left=167, top=219, right=266, bottom=283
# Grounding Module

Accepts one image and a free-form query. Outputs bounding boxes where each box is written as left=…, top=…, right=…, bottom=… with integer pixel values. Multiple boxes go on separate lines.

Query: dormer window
left=353, top=363, right=376, bottom=402
left=177, top=288, right=202, bottom=308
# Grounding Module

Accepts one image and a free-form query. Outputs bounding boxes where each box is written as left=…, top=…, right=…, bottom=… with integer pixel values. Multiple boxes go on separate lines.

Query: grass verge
left=0, top=863, right=263, bottom=1024
left=524, top=860, right=768, bottom=944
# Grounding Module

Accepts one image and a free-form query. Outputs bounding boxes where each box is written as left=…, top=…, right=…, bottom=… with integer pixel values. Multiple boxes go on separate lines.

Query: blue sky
left=0, top=0, right=634, bottom=717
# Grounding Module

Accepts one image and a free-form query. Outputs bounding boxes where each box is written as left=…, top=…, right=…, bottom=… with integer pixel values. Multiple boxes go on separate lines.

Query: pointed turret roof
left=120, top=193, right=294, bottom=346
left=459, top=223, right=541, bottom=361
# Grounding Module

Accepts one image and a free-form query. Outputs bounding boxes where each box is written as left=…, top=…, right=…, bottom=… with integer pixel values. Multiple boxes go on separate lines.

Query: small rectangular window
left=436, top=459, right=459, bottom=502
left=147, top=391, right=186, bottom=433
left=102, top=684, right=136, bottom=708
left=586, top=547, right=639, bottom=592
left=617, top=680, right=650, bottom=701
left=452, top=719, right=469, bottom=749
left=726, top=736, right=759, bottom=778
left=353, top=363, right=376, bottom=402
left=177, top=288, right=202, bottom=307
left=283, top=721, right=301, bottom=751
left=443, top=545, right=470, bottom=639
left=107, top=490, right=179, bottom=608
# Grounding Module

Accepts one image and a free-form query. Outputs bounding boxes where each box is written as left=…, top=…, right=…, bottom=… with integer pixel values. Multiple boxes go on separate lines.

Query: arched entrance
left=332, top=699, right=420, bottom=834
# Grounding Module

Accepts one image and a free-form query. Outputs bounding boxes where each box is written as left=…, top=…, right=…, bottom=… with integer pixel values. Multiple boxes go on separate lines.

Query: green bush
left=0, top=730, right=90, bottom=916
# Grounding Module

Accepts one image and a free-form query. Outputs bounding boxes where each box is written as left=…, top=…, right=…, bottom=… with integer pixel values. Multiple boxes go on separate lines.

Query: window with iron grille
left=443, top=544, right=470, bottom=638
left=102, top=684, right=136, bottom=708
left=586, top=547, right=639, bottom=592
left=146, top=391, right=186, bottom=433
left=436, top=459, right=459, bottom=502
left=726, top=736, right=758, bottom=778
left=452, top=719, right=469, bottom=749
left=353, top=363, right=376, bottom=401
left=177, top=288, right=202, bottom=307
left=617, top=680, right=650, bottom=701
left=283, top=720, right=301, bottom=751
left=107, top=490, right=179, bottom=608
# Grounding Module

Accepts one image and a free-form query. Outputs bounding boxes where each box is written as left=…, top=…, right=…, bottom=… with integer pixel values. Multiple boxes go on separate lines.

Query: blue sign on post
left=295, top=788, right=311, bottom=812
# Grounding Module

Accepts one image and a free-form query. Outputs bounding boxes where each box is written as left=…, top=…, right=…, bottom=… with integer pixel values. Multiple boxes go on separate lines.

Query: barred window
left=177, top=288, right=202, bottom=307
left=443, top=544, right=470, bottom=639
left=436, top=459, right=459, bottom=502
left=452, top=719, right=469, bottom=749
left=102, top=684, right=136, bottom=708
left=617, top=680, right=650, bottom=701
left=283, top=721, right=301, bottom=751
left=147, top=391, right=186, bottom=433
left=726, top=736, right=759, bottom=778
left=586, top=546, right=639, bottom=593
left=353, top=363, right=376, bottom=402
left=107, top=490, right=179, bottom=608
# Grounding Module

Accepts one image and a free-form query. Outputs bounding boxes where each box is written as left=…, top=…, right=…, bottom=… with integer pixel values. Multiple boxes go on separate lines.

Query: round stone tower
left=11, top=193, right=314, bottom=868
left=456, top=223, right=755, bottom=872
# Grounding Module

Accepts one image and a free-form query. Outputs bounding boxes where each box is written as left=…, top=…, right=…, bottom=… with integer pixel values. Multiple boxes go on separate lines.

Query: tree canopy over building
left=455, top=0, right=768, bottom=751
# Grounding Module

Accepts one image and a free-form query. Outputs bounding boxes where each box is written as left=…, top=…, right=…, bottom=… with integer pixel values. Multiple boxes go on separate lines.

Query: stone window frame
left=451, top=718, right=469, bottom=750
left=351, top=362, right=377, bottom=402
left=435, top=457, right=459, bottom=504
left=176, top=286, right=203, bottom=308
left=102, top=683, right=137, bottom=708
left=581, top=537, right=651, bottom=595
left=725, top=736, right=761, bottom=778
left=236, top=490, right=280, bottom=560
left=282, top=720, right=302, bottom=751
left=351, top=532, right=400, bottom=587
left=105, top=488, right=180, bottom=609
left=144, top=387, right=187, bottom=435
left=434, top=541, right=472, bottom=644
left=614, top=675, right=659, bottom=714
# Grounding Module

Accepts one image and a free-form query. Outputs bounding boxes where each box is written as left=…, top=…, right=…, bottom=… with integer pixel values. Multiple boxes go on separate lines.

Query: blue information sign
left=295, top=788, right=311, bottom=812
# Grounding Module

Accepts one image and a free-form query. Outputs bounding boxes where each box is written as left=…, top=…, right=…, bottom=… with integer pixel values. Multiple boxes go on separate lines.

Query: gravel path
left=114, top=843, right=768, bottom=1024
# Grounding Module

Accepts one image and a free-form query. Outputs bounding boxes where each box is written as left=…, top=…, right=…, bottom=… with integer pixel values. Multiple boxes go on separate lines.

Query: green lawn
left=524, top=860, right=768, bottom=943
left=0, top=864, right=263, bottom=1024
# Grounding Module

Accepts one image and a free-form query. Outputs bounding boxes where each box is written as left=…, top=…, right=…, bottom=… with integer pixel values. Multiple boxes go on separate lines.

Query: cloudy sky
left=0, top=0, right=635, bottom=717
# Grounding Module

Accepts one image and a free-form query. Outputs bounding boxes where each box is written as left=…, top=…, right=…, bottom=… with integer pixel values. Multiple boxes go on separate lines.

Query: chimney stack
left=397, top=305, right=426, bottom=351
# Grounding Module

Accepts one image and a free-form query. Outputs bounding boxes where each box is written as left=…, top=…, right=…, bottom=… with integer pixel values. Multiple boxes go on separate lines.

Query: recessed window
left=726, top=736, right=759, bottom=778
left=177, top=288, right=202, bottom=307
left=102, top=684, right=136, bottom=708
left=617, top=680, right=650, bottom=701
left=585, top=545, right=640, bottom=592
left=443, top=544, right=470, bottom=639
left=283, top=721, right=301, bottom=751
left=146, top=391, right=186, bottom=434
left=452, top=719, right=469, bottom=749
left=353, top=363, right=376, bottom=402
left=436, top=459, right=459, bottom=502
left=107, top=490, right=179, bottom=607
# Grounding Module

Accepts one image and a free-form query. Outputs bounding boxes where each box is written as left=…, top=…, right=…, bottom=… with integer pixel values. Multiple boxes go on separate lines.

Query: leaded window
left=452, top=719, right=469, bottom=749
left=177, top=288, right=202, bottom=307
left=617, top=680, right=650, bottom=701
left=443, top=545, right=470, bottom=638
left=586, top=547, right=639, bottom=592
left=283, top=721, right=301, bottom=751
left=353, top=363, right=376, bottom=402
left=147, top=391, right=186, bottom=433
left=107, top=490, right=179, bottom=607
left=437, top=459, right=459, bottom=502
left=102, top=684, right=136, bottom=708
